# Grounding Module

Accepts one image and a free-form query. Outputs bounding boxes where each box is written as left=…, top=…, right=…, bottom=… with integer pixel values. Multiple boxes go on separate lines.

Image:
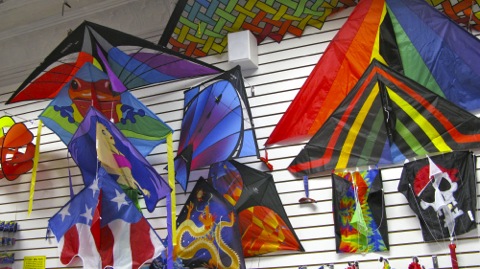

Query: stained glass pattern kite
left=267, top=0, right=480, bottom=147
left=159, top=0, right=356, bottom=57
left=398, top=151, right=477, bottom=242
left=289, top=60, right=480, bottom=176
left=175, top=66, right=259, bottom=191
left=428, top=0, right=480, bottom=31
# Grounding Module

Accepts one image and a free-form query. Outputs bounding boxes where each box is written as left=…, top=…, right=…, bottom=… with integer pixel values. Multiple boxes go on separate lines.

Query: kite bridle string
left=188, top=82, right=250, bottom=145
left=407, top=183, right=450, bottom=252
left=352, top=172, right=386, bottom=253
left=352, top=179, right=368, bottom=253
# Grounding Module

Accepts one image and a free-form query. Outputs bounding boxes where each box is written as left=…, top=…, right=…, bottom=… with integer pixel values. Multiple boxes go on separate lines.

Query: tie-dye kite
left=332, top=169, right=388, bottom=253
left=267, top=0, right=480, bottom=147
left=289, top=60, right=480, bottom=176
left=159, top=0, right=356, bottom=57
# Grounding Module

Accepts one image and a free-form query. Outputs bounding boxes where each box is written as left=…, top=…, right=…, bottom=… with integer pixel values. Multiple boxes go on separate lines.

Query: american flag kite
left=48, top=167, right=164, bottom=269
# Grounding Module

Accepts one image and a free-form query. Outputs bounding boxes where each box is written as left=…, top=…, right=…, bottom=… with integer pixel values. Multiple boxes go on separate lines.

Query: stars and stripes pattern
left=48, top=168, right=164, bottom=269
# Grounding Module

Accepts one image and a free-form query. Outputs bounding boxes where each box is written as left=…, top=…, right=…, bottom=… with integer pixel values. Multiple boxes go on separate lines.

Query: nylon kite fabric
left=332, top=169, right=388, bottom=253
left=175, top=177, right=245, bottom=269
left=174, top=66, right=259, bottom=191
left=159, top=0, right=356, bottom=57
left=68, top=107, right=171, bottom=213
left=39, top=62, right=173, bottom=156
left=267, top=0, right=480, bottom=147
left=289, top=60, right=480, bottom=176
left=207, top=160, right=304, bottom=257
left=398, top=151, right=477, bottom=242
left=48, top=167, right=164, bottom=269
left=0, top=117, right=36, bottom=181
left=7, top=20, right=221, bottom=104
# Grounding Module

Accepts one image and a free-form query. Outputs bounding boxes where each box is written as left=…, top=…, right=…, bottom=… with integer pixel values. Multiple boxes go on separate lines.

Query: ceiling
left=0, top=0, right=176, bottom=89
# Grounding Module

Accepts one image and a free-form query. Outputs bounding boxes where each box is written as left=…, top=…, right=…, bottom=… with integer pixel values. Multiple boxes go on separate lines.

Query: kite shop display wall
left=0, top=9, right=480, bottom=269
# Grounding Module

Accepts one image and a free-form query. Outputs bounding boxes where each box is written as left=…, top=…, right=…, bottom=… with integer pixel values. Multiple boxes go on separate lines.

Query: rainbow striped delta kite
left=289, top=60, right=480, bottom=176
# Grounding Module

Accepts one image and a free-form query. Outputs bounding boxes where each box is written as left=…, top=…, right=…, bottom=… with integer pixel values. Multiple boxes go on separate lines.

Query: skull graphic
left=417, top=158, right=463, bottom=232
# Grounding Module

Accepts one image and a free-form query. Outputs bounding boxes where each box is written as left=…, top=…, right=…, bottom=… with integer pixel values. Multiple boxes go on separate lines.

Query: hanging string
left=2, top=111, right=34, bottom=126
left=242, top=76, right=255, bottom=97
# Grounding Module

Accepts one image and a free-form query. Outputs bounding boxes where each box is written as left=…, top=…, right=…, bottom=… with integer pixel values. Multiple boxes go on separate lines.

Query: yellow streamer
left=166, top=133, right=177, bottom=249
left=28, top=120, right=42, bottom=216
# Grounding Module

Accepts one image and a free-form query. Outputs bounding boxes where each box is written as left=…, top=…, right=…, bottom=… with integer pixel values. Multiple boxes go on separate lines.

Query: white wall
left=0, top=7, right=479, bottom=269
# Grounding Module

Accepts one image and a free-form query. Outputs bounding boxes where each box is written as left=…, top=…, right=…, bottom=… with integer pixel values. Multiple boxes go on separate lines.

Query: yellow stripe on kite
left=370, top=3, right=388, bottom=65
left=387, top=89, right=452, bottom=152
left=337, top=84, right=380, bottom=169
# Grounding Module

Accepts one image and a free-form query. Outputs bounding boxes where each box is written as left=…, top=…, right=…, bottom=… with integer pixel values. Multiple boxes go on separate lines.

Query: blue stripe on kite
left=387, top=0, right=480, bottom=111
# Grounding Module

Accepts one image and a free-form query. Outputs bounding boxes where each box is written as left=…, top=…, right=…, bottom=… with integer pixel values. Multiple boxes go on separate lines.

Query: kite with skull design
left=398, top=151, right=477, bottom=242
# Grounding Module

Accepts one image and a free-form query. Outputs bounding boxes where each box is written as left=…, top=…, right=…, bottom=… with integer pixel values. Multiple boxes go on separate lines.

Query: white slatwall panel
left=0, top=7, right=479, bottom=269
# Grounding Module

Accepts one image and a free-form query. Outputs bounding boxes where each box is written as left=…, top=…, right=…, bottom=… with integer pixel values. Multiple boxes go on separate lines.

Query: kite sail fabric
left=176, top=177, right=245, bottom=269
left=429, top=0, right=480, bottom=31
left=68, top=107, right=171, bottom=213
left=289, top=60, right=480, bottom=176
left=0, top=117, right=35, bottom=181
left=175, top=66, right=259, bottom=191
left=48, top=167, right=164, bottom=269
left=159, top=0, right=356, bottom=57
left=7, top=20, right=221, bottom=104
left=398, top=151, right=477, bottom=242
left=207, top=160, right=304, bottom=257
left=39, top=62, right=173, bottom=156
left=266, top=0, right=480, bottom=147
left=332, top=169, right=389, bottom=253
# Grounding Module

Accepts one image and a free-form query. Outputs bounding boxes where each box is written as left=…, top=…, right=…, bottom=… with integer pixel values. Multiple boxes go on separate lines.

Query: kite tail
left=303, top=175, right=309, bottom=198
left=166, top=133, right=176, bottom=267
left=28, top=120, right=42, bottom=216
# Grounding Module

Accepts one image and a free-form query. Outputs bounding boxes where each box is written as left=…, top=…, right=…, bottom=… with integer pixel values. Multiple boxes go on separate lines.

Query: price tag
left=23, top=256, right=45, bottom=269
